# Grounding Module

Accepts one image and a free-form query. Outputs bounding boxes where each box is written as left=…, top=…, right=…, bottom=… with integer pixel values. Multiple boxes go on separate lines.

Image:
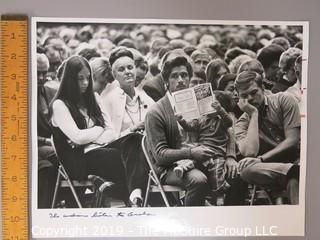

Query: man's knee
left=240, top=165, right=258, bottom=183
left=185, top=169, right=208, bottom=188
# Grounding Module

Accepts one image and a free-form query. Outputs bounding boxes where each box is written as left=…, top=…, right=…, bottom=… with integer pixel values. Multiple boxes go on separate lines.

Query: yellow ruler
left=1, top=15, right=29, bottom=240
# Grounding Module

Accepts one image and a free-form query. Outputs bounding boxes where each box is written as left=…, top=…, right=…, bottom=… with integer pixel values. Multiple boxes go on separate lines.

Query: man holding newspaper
left=145, top=49, right=239, bottom=206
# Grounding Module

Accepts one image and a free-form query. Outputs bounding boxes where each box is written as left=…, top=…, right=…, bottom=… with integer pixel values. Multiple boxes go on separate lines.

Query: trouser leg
left=240, top=162, right=299, bottom=204
left=163, top=167, right=209, bottom=206
left=109, top=133, right=149, bottom=196
left=38, top=145, right=57, bottom=208
left=224, top=177, right=248, bottom=206
left=85, top=147, right=129, bottom=201
left=240, top=162, right=293, bottom=188
left=287, top=178, right=299, bottom=204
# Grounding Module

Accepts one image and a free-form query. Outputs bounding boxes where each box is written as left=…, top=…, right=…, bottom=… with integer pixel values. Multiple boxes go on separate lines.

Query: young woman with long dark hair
left=50, top=55, right=128, bottom=205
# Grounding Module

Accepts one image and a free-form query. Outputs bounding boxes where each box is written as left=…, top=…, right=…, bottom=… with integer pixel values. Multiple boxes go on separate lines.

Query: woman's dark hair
left=205, top=58, right=229, bottom=90
left=217, top=73, right=236, bottom=91
left=213, top=90, right=234, bottom=113
left=135, top=57, right=149, bottom=73
left=52, top=55, right=105, bottom=127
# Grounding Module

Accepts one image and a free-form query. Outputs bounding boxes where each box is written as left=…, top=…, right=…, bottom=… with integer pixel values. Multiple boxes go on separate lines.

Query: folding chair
left=50, top=136, right=95, bottom=208
left=51, top=162, right=94, bottom=208
left=141, top=135, right=184, bottom=207
left=49, top=136, right=117, bottom=208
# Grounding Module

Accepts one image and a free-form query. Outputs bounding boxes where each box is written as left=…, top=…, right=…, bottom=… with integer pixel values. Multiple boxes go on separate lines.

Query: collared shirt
left=286, top=81, right=303, bottom=113
left=235, top=92, right=301, bottom=156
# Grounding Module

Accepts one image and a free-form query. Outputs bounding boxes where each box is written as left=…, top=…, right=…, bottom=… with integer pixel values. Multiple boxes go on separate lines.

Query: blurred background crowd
left=36, top=22, right=303, bottom=93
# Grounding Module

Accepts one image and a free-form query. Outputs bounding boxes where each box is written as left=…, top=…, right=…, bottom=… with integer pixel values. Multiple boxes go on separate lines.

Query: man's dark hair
left=77, top=48, right=101, bottom=61
left=161, top=56, right=193, bottom=82
left=257, top=44, right=285, bottom=69
left=270, top=37, right=291, bottom=51
left=235, top=70, right=264, bottom=91
left=224, top=47, right=247, bottom=65
left=183, top=45, right=197, bottom=56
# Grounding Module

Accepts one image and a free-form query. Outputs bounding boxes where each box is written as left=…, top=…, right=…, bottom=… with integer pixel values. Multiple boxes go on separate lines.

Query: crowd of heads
left=37, top=22, right=303, bottom=109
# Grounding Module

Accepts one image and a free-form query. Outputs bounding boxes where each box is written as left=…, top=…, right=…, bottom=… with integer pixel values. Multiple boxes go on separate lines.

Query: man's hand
left=237, top=98, right=258, bottom=116
left=224, top=157, right=239, bottom=179
left=237, top=157, right=261, bottom=172
left=174, top=113, right=183, bottom=122
left=190, top=146, right=215, bottom=162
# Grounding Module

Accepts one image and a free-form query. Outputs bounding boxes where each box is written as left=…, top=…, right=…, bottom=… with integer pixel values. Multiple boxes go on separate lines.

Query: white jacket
left=100, top=80, right=155, bottom=138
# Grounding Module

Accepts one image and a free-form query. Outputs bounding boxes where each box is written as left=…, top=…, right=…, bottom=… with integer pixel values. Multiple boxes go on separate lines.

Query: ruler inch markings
left=1, top=15, right=29, bottom=240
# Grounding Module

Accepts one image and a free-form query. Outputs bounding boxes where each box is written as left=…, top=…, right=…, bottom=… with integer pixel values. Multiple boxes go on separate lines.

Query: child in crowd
left=173, top=91, right=235, bottom=205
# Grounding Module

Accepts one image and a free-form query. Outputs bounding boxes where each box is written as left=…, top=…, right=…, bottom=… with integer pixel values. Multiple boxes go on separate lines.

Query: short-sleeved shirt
left=235, top=92, right=300, bottom=161
left=197, top=116, right=229, bottom=157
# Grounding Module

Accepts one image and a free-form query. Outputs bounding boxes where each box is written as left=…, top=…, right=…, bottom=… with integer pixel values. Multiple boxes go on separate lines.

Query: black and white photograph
left=31, top=17, right=308, bottom=237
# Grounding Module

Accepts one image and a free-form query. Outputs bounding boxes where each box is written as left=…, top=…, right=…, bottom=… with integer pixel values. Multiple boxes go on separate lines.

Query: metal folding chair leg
left=51, top=165, right=83, bottom=208
left=143, top=173, right=152, bottom=207
left=64, top=171, right=83, bottom=208
left=156, top=179, right=170, bottom=207
left=51, top=167, right=62, bottom=208
left=250, top=185, right=257, bottom=206
left=141, top=135, right=184, bottom=207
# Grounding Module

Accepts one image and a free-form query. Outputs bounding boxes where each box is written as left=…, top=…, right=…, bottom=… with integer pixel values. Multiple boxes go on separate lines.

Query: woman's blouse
left=52, top=93, right=116, bottom=153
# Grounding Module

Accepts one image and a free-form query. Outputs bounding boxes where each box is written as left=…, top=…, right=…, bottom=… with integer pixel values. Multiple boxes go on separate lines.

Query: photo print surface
left=31, top=17, right=308, bottom=238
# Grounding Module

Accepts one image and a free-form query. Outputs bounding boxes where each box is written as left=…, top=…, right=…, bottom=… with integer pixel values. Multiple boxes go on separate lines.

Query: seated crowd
left=37, top=23, right=303, bottom=208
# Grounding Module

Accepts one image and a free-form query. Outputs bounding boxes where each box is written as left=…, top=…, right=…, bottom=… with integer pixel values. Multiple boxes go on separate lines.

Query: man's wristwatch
left=257, top=155, right=264, bottom=162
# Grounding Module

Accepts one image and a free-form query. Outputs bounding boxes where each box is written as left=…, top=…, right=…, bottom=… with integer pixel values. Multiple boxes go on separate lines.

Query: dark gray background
left=1, top=0, right=320, bottom=239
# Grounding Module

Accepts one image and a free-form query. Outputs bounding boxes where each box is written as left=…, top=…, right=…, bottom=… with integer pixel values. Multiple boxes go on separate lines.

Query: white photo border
left=31, top=17, right=308, bottom=238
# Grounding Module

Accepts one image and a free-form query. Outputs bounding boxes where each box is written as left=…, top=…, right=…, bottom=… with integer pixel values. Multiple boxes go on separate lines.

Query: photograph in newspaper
left=172, top=83, right=216, bottom=120
left=194, top=83, right=216, bottom=116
